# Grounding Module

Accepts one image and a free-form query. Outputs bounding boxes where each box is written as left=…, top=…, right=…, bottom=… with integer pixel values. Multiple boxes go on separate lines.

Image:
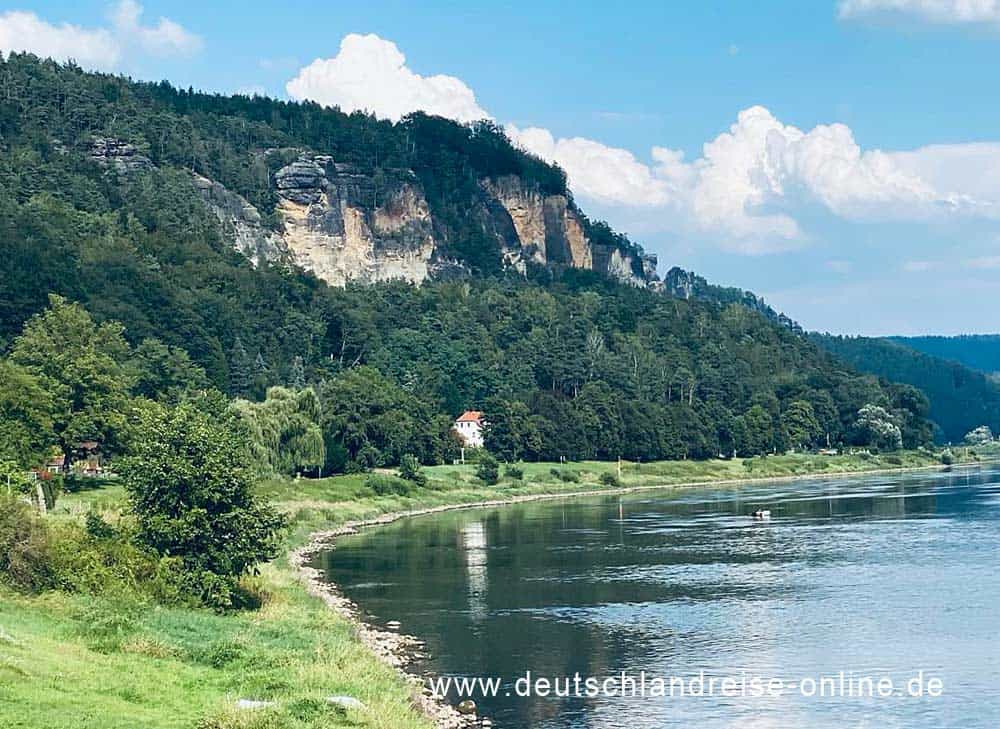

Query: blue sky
left=4, top=0, right=1000, bottom=335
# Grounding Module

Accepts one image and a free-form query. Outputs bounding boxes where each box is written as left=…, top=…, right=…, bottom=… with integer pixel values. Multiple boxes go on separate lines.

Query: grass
left=3, top=445, right=995, bottom=728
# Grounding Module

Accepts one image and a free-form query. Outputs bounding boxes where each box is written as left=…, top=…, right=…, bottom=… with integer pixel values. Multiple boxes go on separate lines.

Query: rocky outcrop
left=273, top=154, right=436, bottom=286
left=196, top=153, right=660, bottom=290
left=663, top=266, right=801, bottom=332
left=192, top=173, right=288, bottom=266
left=89, top=137, right=153, bottom=174
left=481, top=176, right=594, bottom=271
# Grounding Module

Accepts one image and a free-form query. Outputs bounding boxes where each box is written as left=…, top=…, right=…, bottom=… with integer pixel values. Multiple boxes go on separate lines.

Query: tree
left=131, top=338, right=209, bottom=403
left=740, top=405, right=774, bottom=456
left=0, top=360, right=55, bottom=468
left=228, top=336, right=252, bottom=399
left=483, top=398, right=539, bottom=461
left=855, top=404, right=903, bottom=451
left=10, top=295, right=133, bottom=469
left=232, top=386, right=326, bottom=476
left=781, top=400, right=821, bottom=451
left=118, top=402, right=285, bottom=608
left=289, top=356, right=306, bottom=390
left=475, top=452, right=500, bottom=485
left=964, top=425, right=993, bottom=445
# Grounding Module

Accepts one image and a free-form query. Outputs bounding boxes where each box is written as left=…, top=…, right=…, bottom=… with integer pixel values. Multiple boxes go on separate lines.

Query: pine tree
left=289, top=356, right=306, bottom=390
left=228, top=336, right=252, bottom=398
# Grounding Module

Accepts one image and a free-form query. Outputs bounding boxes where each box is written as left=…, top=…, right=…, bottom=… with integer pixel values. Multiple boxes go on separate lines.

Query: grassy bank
left=2, top=447, right=995, bottom=729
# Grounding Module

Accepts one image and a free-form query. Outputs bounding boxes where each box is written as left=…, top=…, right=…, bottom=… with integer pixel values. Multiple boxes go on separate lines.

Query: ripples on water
left=316, top=467, right=1000, bottom=729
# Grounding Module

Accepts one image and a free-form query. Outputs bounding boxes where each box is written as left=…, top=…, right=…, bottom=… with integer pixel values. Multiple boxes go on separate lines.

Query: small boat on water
left=751, top=509, right=772, bottom=519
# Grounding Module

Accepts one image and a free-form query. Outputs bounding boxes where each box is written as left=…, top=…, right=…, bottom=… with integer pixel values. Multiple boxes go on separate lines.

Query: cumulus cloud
left=0, top=2, right=200, bottom=71
left=285, top=33, right=1000, bottom=255
left=505, top=125, right=673, bottom=207
left=838, top=0, right=1000, bottom=27
left=286, top=34, right=490, bottom=123
left=0, top=11, right=119, bottom=69
left=512, top=104, right=984, bottom=252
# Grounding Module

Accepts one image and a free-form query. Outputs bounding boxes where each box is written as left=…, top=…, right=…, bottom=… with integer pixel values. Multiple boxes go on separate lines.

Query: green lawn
left=3, top=446, right=994, bottom=729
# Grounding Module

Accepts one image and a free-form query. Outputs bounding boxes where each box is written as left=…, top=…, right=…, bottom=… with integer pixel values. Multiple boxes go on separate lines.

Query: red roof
left=456, top=410, right=484, bottom=424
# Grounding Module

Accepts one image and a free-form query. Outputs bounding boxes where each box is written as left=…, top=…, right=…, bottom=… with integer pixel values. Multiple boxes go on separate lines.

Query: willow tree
left=232, top=386, right=325, bottom=476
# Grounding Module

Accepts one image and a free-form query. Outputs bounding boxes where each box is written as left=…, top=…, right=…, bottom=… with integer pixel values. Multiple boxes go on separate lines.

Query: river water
left=314, top=466, right=1000, bottom=728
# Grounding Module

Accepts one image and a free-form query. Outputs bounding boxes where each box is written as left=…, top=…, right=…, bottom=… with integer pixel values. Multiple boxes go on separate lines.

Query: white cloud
left=286, top=34, right=490, bottom=123
left=0, top=11, right=119, bottom=69
left=110, top=0, right=201, bottom=57
left=506, top=125, right=673, bottom=207
left=0, top=2, right=200, bottom=71
left=285, top=33, right=1000, bottom=255
left=512, top=104, right=979, bottom=253
left=838, top=0, right=1000, bottom=28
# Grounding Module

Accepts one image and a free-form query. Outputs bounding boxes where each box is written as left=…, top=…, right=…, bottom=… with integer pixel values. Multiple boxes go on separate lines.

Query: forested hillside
left=0, top=54, right=934, bottom=476
left=890, top=335, right=1000, bottom=378
left=811, top=334, right=1000, bottom=443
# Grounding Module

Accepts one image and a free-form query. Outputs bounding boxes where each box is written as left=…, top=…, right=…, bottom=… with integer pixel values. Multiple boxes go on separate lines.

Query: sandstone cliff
left=91, top=135, right=659, bottom=289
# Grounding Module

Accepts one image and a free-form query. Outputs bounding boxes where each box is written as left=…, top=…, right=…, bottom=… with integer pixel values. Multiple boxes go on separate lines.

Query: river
left=313, top=466, right=1000, bottom=728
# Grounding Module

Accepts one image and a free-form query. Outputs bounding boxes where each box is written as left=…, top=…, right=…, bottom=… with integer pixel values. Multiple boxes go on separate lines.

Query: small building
left=453, top=411, right=485, bottom=448
left=45, top=454, right=65, bottom=474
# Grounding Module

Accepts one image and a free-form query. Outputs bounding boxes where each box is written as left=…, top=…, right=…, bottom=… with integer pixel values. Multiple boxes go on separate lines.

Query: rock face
left=274, top=154, right=436, bottom=286
left=194, top=152, right=660, bottom=289
left=89, top=137, right=154, bottom=174
left=192, top=173, right=288, bottom=266
left=480, top=176, right=594, bottom=271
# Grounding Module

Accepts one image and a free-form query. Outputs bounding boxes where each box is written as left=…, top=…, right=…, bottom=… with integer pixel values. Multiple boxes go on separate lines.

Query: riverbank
left=2, top=448, right=995, bottom=729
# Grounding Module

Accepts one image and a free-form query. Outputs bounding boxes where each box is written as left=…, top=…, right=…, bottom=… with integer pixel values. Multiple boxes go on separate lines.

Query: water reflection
left=461, top=521, right=488, bottom=623
left=316, top=466, right=1000, bottom=729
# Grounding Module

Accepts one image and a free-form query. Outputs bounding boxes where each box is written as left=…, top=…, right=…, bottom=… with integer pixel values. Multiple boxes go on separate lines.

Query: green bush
left=476, top=453, right=500, bottom=485
left=940, top=449, right=954, bottom=465
left=0, top=495, right=60, bottom=592
left=885, top=455, right=903, bottom=465
left=599, top=472, right=620, bottom=487
left=550, top=469, right=579, bottom=483
left=396, top=454, right=427, bottom=487
left=503, top=464, right=524, bottom=480
left=365, top=474, right=414, bottom=496
left=118, top=403, right=285, bottom=610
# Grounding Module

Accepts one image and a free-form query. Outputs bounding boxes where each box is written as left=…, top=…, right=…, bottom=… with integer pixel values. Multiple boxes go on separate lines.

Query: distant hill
left=0, top=53, right=935, bottom=464
left=890, top=335, right=1000, bottom=378
left=811, top=334, right=1000, bottom=443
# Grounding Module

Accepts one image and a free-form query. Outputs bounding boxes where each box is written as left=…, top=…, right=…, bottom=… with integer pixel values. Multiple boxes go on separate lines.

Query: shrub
left=503, top=464, right=524, bottom=480
left=476, top=453, right=499, bottom=485
left=118, top=403, right=285, bottom=610
left=550, top=469, right=579, bottom=483
left=85, top=510, right=116, bottom=540
left=940, top=449, right=954, bottom=465
left=366, top=474, right=414, bottom=496
left=599, top=472, right=620, bottom=487
left=0, top=496, right=61, bottom=592
left=885, top=455, right=903, bottom=465
left=397, top=454, right=427, bottom=487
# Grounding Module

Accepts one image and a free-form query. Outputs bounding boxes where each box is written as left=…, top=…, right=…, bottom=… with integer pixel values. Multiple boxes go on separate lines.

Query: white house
left=454, top=410, right=485, bottom=448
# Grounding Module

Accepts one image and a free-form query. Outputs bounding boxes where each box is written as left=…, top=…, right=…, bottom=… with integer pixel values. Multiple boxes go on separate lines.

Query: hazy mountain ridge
left=890, top=335, right=1000, bottom=378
